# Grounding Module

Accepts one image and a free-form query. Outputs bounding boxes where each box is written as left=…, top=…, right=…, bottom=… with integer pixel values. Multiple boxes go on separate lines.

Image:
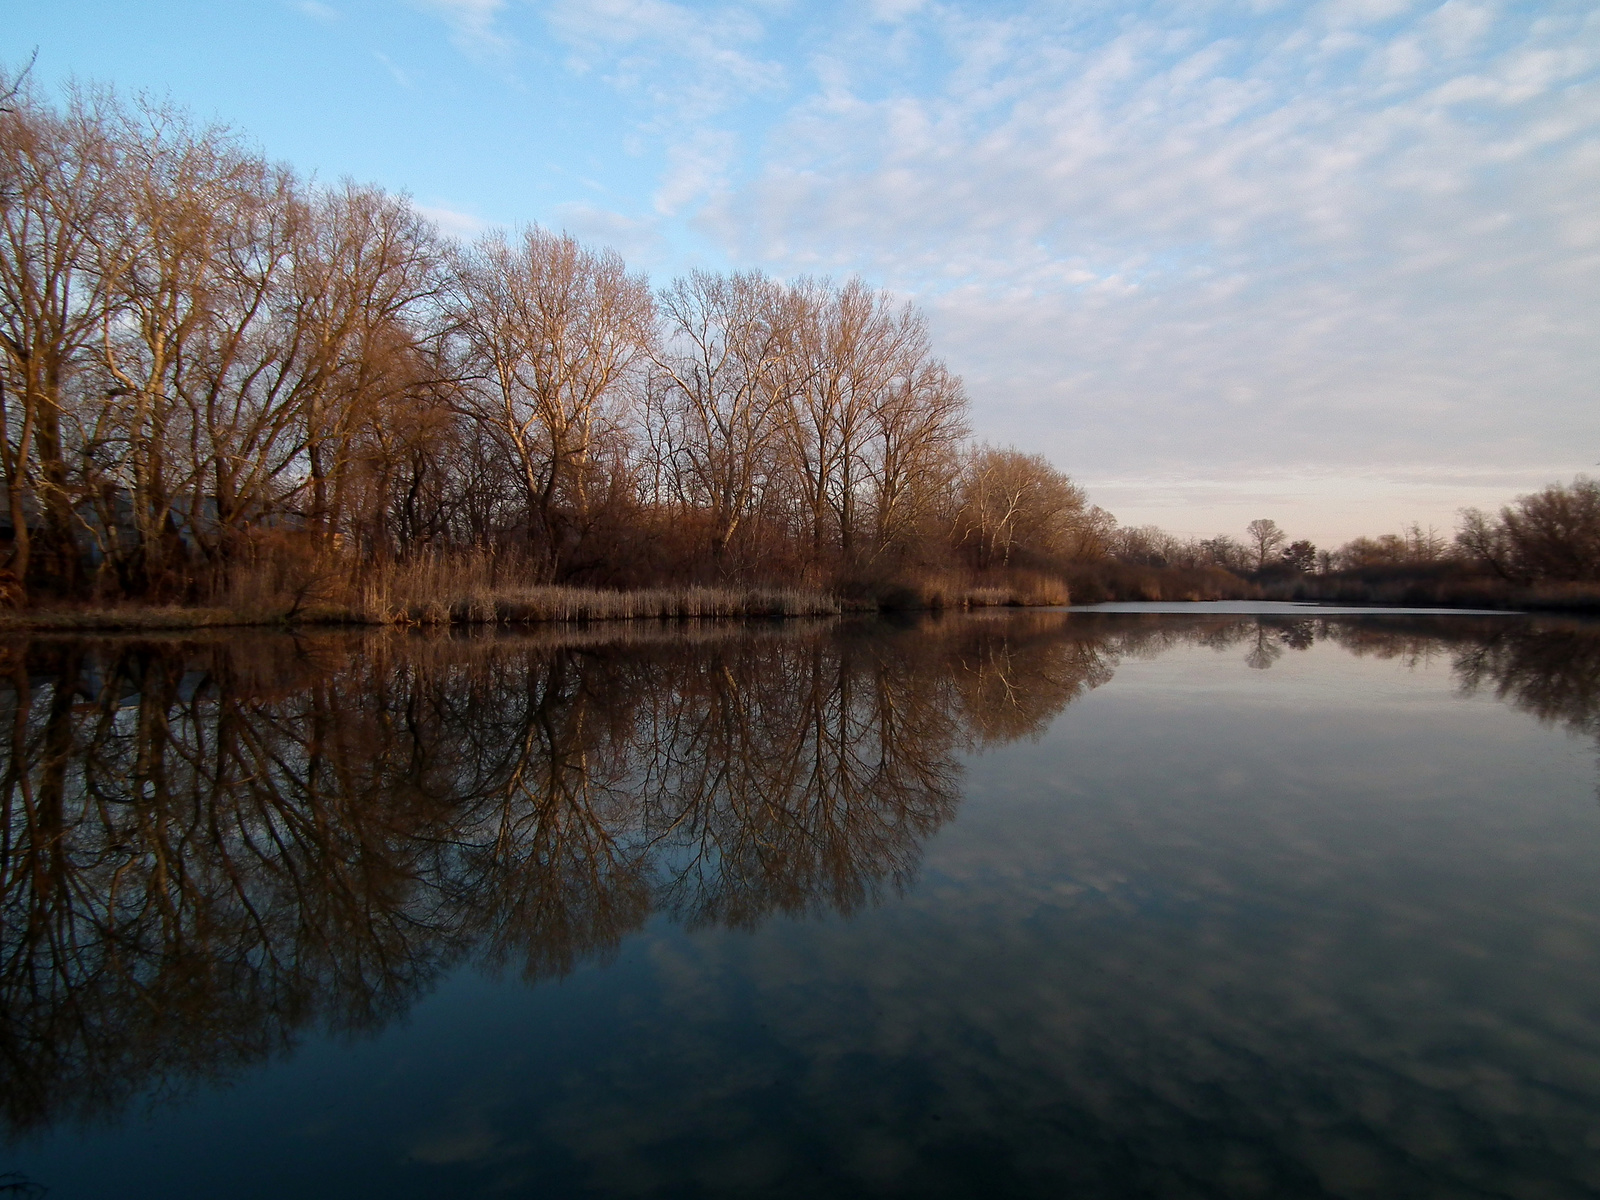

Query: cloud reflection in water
left=2, top=613, right=1598, bottom=1197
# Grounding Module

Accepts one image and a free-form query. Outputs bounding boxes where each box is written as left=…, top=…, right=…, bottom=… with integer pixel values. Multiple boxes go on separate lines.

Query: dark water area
left=2, top=610, right=1599, bottom=1198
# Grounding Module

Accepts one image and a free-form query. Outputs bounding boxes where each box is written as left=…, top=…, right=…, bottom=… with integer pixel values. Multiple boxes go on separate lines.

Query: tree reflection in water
left=0, top=615, right=1113, bottom=1134
left=0, top=611, right=1594, bottom=1140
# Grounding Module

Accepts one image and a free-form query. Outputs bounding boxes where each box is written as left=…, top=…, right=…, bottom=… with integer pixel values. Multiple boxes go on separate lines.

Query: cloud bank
left=425, top=0, right=1600, bottom=538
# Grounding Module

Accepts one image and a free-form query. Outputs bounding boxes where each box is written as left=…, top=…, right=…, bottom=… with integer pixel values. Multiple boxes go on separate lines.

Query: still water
left=2, top=610, right=1598, bottom=1198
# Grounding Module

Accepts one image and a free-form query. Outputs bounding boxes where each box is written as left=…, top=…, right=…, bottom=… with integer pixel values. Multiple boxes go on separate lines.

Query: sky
left=7, top=0, right=1598, bottom=546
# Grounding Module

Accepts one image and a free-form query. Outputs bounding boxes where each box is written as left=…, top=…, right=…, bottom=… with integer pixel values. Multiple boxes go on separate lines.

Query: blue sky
left=9, top=0, right=1599, bottom=544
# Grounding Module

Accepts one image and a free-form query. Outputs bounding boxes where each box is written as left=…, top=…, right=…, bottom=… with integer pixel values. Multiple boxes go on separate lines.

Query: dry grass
left=0, top=551, right=1095, bottom=630
left=351, top=585, right=839, bottom=626
left=962, top=578, right=1070, bottom=607
left=0, top=587, right=839, bottom=631
left=1, top=550, right=841, bottom=629
left=868, top=568, right=1070, bottom=611
left=346, top=557, right=1066, bottom=622
left=1060, top=562, right=1255, bottom=604
left=211, top=551, right=840, bottom=624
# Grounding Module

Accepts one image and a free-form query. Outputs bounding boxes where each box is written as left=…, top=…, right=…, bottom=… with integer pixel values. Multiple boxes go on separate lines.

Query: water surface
left=2, top=611, right=1598, bottom=1198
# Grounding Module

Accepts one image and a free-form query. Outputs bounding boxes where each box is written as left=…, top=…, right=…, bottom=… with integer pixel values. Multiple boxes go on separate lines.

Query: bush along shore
left=1258, top=569, right=1600, bottom=614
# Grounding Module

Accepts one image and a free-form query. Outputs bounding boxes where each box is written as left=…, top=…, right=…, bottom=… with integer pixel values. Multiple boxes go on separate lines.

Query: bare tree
left=646, top=270, right=789, bottom=575
left=448, top=227, right=652, bottom=577
left=0, top=81, right=123, bottom=594
left=955, top=446, right=1089, bottom=569
left=1332, top=523, right=1450, bottom=573
left=780, top=278, right=924, bottom=566
left=1457, top=477, right=1600, bottom=583
left=864, top=342, right=968, bottom=562
left=0, top=52, right=36, bottom=116
left=287, top=182, right=444, bottom=557
left=1198, top=535, right=1248, bottom=572
left=0, top=70, right=1127, bottom=603
left=86, top=102, right=291, bottom=593
left=1245, top=518, right=1287, bottom=571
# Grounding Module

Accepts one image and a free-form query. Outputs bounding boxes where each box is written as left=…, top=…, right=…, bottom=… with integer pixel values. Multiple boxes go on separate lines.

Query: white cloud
left=549, top=201, right=668, bottom=259
left=391, top=0, right=1597, bottom=534
left=413, top=0, right=514, bottom=57
left=653, top=129, right=736, bottom=214
left=545, top=0, right=784, bottom=118
left=373, top=50, right=412, bottom=87
left=1423, top=0, right=1495, bottom=54
left=294, top=0, right=341, bottom=22
left=1320, top=0, right=1423, bottom=30
left=671, top=0, right=1599, bottom=534
left=869, top=0, right=928, bottom=21
left=417, top=203, right=493, bottom=239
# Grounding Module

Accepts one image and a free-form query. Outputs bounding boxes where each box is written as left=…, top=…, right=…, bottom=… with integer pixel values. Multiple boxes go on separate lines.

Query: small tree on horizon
left=1245, top=519, right=1288, bottom=571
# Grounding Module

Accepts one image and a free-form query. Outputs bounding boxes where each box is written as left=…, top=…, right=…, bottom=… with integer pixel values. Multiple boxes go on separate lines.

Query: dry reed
left=0, top=551, right=1096, bottom=631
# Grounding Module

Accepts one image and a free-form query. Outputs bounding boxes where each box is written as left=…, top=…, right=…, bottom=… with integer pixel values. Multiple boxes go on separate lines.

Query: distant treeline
left=0, top=73, right=1128, bottom=610
left=1112, top=479, right=1600, bottom=610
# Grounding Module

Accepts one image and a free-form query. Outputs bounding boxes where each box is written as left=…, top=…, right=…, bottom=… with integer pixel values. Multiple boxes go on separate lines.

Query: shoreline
left=0, top=583, right=1058, bottom=632
left=2, top=592, right=1590, bottom=633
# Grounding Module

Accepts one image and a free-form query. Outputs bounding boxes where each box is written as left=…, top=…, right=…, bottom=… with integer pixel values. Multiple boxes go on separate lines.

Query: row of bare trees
left=0, top=81, right=450, bottom=599
left=0, top=77, right=1103, bottom=604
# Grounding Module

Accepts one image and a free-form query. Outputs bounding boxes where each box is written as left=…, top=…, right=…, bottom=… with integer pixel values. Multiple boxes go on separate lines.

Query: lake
left=2, top=608, right=1598, bottom=1198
